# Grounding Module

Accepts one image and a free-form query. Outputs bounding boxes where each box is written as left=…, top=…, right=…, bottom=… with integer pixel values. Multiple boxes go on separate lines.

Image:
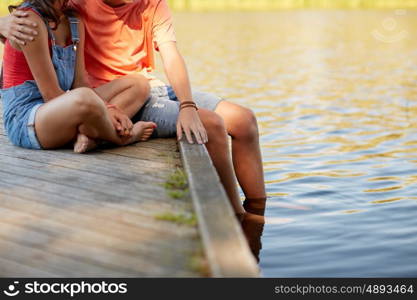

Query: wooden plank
left=0, top=154, right=167, bottom=200
left=0, top=121, right=178, bottom=165
left=0, top=225, right=133, bottom=277
left=0, top=257, right=59, bottom=277
left=0, top=174, right=190, bottom=222
left=0, top=216, right=195, bottom=277
left=0, top=157, right=192, bottom=219
left=0, top=134, right=174, bottom=179
left=0, top=177, right=199, bottom=277
left=0, top=101, right=205, bottom=277
left=179, top=140, right=260, bottom=277
left=0, top=194, right=197, bottom=250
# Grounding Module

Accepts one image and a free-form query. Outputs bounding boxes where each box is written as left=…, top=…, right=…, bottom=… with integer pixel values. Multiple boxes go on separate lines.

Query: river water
left=172, top=10, right=417, bottom=277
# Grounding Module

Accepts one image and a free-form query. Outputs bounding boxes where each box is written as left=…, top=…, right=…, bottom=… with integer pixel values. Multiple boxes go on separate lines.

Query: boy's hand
left=107, top=105, right=133, bottom=137
left=176, top=108, right=208, bottom=144
left=0, top=10, right=38, bottom=45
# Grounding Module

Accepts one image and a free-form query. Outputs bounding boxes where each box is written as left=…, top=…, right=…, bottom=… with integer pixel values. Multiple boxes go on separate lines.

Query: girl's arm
left=72, top=19, right=90, bottom=88
left=18, top=11, right=64, bottom=101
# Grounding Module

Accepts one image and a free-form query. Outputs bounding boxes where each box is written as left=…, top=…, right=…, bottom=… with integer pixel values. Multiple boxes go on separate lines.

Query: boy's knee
left=200, top=110, right=227, bottom=141
left=125, top=74, right=151, bottom=102
left=236, top=106, right=257, bottom=126
left=233, top=106, right=259, bottom=141
left=71, top=88, right=104, bottom=118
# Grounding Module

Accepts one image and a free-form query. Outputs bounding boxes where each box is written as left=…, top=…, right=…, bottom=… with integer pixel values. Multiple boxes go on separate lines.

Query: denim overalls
left=0, top=3, right=79, bottom=149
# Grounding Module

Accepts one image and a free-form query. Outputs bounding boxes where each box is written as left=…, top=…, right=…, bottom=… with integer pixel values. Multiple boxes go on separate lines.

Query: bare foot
left=138, top=121, right=157, bottom=141
left=123, top=121, right=156, bottom=145
left=74, top=133, right=98, bottom=153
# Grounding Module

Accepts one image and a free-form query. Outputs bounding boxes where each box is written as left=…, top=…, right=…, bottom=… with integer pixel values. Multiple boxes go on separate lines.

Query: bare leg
left=74, top=123, right=155, bottom=153
left=74, top=133, right=98, bottom=153
left=74, top=74, right=151, bottom=152
left=94, top=74, right=150, bottom=117
left=198, top=109, right=245, bottom=215
left=214, top=101, right=266, bottom=199
left=35, top=88, right=156, bottom=150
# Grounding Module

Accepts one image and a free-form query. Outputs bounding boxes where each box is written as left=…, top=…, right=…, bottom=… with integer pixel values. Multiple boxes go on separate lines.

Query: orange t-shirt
left=68, top=0, right=176, bottom=87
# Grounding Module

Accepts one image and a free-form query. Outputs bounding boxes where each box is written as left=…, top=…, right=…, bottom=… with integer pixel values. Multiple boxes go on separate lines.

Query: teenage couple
left=0, top=0, right=266, bottom=220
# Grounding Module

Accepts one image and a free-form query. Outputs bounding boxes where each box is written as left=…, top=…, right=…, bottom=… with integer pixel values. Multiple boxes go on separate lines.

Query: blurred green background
left=2, top=0, right=417, bottom=12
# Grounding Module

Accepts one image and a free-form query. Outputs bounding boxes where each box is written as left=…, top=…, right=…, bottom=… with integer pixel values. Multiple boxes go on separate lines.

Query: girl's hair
left=9, top=0, right=70, bottom=29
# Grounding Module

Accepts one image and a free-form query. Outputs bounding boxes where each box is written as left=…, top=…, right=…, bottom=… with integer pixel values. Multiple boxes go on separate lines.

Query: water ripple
left=172, top=11, right=417, bottom=277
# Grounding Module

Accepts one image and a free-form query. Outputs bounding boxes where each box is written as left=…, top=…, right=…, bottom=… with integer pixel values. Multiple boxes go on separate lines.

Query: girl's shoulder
left=7, top=9, right=45, bottom=50
left=20, top=6, right=45, bottom=20
left=13, top=9, right=51, bottom=51
left=20, top=8, right=46, bottom=28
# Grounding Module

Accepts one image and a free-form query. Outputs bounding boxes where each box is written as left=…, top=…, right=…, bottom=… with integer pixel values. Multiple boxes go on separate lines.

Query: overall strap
left=68, top=17, right=80, bottom=51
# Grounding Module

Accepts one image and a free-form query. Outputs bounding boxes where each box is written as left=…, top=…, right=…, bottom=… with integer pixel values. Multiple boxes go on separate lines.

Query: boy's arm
left=158, top=41, right=208, bottom=145
left=0, top=10, right=38, bottom=45
left=152, top=0, right=206, bottom=144
left=19, top=11, right=64, bottom=101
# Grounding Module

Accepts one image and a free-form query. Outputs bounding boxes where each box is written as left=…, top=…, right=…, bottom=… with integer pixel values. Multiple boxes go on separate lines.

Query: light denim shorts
left=1, top=81, right=44, bottom=150
left=132, top=85, right=223, bottom=138
left=1, top=101, right=43, bottom=150
left=25, top=103, right=43, bottom=149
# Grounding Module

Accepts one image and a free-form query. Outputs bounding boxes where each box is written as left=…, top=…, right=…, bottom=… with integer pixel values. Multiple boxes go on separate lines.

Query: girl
left=1, top=0, right=156, bottom=153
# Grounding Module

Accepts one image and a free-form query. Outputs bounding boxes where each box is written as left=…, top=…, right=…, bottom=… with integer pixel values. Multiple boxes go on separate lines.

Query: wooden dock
left=0, top=102, right=259, bottom=278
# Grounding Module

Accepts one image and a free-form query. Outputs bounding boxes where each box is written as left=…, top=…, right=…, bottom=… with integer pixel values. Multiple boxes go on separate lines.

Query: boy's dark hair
left=9, top=0, right=72, bottom=29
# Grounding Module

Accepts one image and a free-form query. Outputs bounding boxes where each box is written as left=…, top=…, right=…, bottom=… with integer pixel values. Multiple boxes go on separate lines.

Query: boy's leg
left=137, top=86, right=267, bottom=211
left=71, top=74, right=151, bottom=152
left=94, top=74, right=150, bottom=117
left=198, top=108, right=245, bottom=215
left=214, top=101, right=266, bottom=198
left=192, top=90, right=267, bottom=204
left=131, top=94, right=244, bottom=214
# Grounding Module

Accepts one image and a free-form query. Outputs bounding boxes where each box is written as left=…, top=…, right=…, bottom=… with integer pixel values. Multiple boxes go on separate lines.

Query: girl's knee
left=71, top=88, right=104, bottom=118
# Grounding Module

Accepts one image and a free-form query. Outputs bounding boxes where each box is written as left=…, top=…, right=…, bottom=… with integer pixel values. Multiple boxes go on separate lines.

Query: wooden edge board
left=179, top=139, right=260, bottom=278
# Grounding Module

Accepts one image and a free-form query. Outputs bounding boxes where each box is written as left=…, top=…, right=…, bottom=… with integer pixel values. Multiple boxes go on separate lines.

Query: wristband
left=180, top=101, right=196, bottom=107
left=106, top=103, right=118, bottom=109
left=179, top=104, right=198, bottom=111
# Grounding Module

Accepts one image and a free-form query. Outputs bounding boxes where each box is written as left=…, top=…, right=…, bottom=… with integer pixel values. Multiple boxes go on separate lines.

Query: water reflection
left=172, top=11, right=417, bottom=277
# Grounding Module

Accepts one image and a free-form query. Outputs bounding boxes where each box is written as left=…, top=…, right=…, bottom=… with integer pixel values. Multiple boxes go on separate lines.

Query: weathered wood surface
left=0, top=103, right=204, bottom=277
left=179, top=140, right=260, bottom=277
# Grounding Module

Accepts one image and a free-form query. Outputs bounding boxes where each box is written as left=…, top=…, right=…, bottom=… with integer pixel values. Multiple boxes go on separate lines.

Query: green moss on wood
left=187, top=244, right=210, bottom=276
left=168, top=189, right=188, bottom=199
left=165, top=168, right=188, bottom=190
left=155, top=212, right=197, bottom=227
left=164, top=168, right=189, bottom=199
